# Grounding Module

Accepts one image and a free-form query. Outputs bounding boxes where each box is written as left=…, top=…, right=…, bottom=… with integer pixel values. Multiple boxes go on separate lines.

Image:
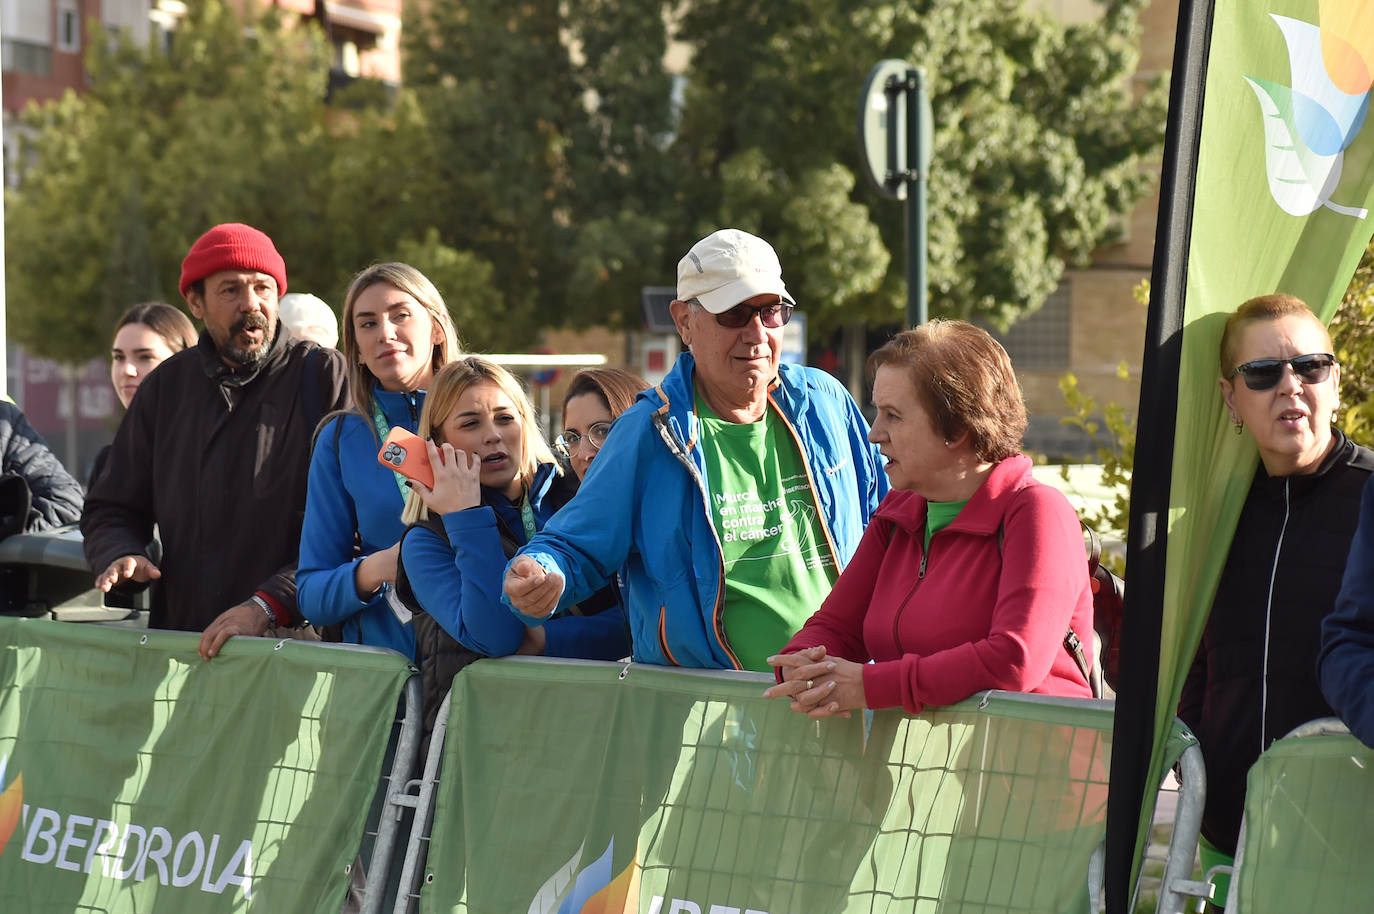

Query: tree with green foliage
left=672, top=0, right=1166, bottom=336
left=5, top=2, right=332, bottom=363
left=4, top=0, right=520, bottom=364
left=402, top=0, right=677, bottom=335
left=1334, top=247, right=1374, bottom=448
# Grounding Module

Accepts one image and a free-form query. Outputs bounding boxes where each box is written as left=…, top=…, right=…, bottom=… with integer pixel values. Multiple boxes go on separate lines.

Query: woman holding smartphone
left=296, top=262, right=461, bottom=657
left=396, top=357, right=629, bottom=725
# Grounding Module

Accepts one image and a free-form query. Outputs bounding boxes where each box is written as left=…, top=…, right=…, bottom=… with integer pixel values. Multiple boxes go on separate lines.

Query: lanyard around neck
left=371, top=401, right=410, bottom=500
left=518, top=490, right=537, bottom=542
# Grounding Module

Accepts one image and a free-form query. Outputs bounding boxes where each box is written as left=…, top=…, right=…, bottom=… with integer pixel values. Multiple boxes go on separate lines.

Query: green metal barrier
left=411, top=658, right=1199, bottom=914
left=1228, top=718, right=1374, bottom=913
left=0, top=615, right=416, bottom=914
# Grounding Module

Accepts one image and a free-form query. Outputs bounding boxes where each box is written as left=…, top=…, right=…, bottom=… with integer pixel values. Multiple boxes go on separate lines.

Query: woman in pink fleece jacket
left=766, top=321, right=1094, bottom=717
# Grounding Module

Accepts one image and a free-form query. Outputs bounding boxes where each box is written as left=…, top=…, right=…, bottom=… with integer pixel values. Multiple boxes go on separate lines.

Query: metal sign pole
left=859, top=59, right=933, bottom=330
left=905, top=68, right=928, bottom=329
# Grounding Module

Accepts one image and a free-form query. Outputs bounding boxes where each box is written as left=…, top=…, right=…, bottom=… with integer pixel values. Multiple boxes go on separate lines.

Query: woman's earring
left=1230, top=412, right=1243, bottom=435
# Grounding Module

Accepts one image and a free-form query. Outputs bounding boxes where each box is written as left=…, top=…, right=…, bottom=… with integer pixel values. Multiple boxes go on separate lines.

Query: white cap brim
left=691, top=276, right=795, bottom=314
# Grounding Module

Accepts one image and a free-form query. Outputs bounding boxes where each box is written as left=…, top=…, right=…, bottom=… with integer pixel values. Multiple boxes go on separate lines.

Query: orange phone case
left=377, top=426, right=435, bottom=490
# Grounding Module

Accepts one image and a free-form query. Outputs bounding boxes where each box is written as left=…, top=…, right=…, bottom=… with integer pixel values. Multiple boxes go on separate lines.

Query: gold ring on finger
left=806, top=679, right=814, bottom=690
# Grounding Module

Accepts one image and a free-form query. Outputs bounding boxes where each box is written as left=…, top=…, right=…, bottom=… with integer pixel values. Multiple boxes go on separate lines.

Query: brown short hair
left=1219, top=293, right=1330, bottom=376
left=867, top=320, right=1027, bottom=462
left=562, top=368, right=648, bottom=420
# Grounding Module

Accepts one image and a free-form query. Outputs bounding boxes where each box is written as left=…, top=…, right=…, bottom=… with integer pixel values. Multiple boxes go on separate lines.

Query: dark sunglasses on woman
left=1228, top=353, right=1336, bottom=391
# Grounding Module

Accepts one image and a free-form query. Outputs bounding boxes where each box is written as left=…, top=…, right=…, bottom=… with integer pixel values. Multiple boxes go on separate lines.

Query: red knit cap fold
left=178, top=223, right=288, bottom=298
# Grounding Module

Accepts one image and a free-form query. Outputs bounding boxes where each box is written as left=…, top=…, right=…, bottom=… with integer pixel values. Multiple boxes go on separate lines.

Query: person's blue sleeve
left=1319, top=476, right=1374, bottom=747
left=543, top=603, right=631, bottom=660
left=844, top=380, right=889, bottom=516
left=505, top=416, right=646, bottom=622
left=297, top=418, right=369, bottom=627
left=402, top=507, right=526, bottom=656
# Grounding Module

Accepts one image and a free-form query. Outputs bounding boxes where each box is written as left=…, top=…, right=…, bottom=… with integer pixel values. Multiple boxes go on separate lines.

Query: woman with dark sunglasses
left=1179, top=293, right=1374, bottom=903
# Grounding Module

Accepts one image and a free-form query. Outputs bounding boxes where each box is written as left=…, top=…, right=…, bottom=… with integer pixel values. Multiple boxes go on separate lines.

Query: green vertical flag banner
left=0, top=617, right=413, bottom=913
left=422, top=659, right=1195, bottom=914
left=1140, top=0, right=1374, bottom=882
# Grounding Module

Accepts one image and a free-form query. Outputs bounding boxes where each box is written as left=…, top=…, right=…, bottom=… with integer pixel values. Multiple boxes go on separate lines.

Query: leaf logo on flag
left=0, top=755, right=22, bottom=857
left=1246, top=2, right=1374, bottom=218
left=527, top=837, right=640, bottom=914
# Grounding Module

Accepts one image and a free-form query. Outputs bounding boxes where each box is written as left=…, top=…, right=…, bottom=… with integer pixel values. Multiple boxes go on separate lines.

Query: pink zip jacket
left=781, top=454, right=1094, bottom=713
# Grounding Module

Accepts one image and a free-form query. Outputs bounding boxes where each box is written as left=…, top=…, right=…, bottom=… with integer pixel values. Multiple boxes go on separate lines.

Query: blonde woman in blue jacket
left=296, top=263, right=460, bottom=657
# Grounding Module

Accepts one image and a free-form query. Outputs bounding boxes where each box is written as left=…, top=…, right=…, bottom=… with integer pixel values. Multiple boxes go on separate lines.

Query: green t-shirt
left=924, top=498, right=969, bottom=551
left=696, top=392, right=838, bottom=671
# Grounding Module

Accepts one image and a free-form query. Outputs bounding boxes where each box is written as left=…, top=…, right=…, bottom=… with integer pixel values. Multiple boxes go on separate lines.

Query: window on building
left=986, top=281, right=1072, bottom=372
left=56, top=2, right=81, bottom=54
left=1, top=39, right=52, bottom=76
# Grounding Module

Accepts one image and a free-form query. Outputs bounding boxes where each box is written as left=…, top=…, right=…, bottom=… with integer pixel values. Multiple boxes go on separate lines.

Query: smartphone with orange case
left=377, top=427, right=435, bottom=490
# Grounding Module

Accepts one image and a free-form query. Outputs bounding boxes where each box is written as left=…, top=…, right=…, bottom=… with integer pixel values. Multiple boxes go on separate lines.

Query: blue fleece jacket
left=297, top=386, right=423, bottom=658
left=1320, top=476, right=1374, bottom=747
left=400, top=461, right=629, bottom=659
left=508, top=352, right=887, bottom=669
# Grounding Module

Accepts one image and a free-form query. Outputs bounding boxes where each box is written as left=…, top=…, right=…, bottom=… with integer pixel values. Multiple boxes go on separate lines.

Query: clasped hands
left=763, top=645, right=866, bottom=719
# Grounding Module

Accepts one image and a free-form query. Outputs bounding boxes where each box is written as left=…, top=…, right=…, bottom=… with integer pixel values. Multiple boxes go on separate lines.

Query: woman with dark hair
left=766, top=319, right=1093, bottom=717
left=556, top=368, right=648, bottom=480
left=92, top=302, right=199, bottom=485
left=109, top=302, right=198, bottom=410
left=296, top=262, right=462, bottom=657
left=1179, top=293, right=1373, bottom=897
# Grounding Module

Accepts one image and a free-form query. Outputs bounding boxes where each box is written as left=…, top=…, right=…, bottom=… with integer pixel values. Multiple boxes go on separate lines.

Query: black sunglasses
left=1228, top=353, right=1336, bottom=391
left=713, top=302, right=794, bottom=329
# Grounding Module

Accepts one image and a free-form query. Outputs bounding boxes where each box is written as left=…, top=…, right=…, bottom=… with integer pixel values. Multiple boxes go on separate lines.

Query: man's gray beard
left=219, top=342, right=270, bottom=368
left=215, top=321, right=275, bottom=368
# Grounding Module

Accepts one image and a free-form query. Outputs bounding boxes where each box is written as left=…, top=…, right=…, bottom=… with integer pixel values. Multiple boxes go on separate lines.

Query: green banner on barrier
left=424, top=660, right=1191, bottom=914
left=1236, top=729, right=1374, bottom=912
left=0, top=616, right=413, bottom=913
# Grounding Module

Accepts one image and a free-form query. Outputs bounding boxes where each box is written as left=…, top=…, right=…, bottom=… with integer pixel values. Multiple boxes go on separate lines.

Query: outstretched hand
left=504, top=555, right=564, bottom=619
left=95, top=554, right=161, bottom=592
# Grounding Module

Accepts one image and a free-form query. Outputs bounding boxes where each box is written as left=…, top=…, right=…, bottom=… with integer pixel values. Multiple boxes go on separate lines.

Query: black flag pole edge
left=1104, top=1, right=1216, bottom=912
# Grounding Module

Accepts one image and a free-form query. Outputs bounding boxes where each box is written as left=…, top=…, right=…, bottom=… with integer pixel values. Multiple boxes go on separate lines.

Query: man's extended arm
left=81, top=382, right=160, bottom=581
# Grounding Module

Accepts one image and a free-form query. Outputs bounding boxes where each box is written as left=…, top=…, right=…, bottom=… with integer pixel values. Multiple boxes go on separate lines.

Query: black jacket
left=81, top=328, right=347, bottom=632
left=396, top=463, right=620, bottom=736
left=1179, top=431, right=1374, bottom=854
left=0, top=400, right=83, bottom=535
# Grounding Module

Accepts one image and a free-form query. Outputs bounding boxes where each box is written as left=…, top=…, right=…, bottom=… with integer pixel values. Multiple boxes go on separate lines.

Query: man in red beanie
left=82, top=223, right=349, bottom=656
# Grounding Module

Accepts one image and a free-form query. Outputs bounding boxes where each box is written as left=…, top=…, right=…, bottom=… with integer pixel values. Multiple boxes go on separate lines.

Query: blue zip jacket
left=1320, top=474, right=1374, bottom=747
left=401, top=461, right=629, bottom=659
left=297, top=385, right=423, bottom=658
left=509, top=352, right=887, bottom=669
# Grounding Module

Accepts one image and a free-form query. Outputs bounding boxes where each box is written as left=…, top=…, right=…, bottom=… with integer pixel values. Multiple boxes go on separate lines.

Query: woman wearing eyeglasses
left=557, top=368, right=648, bottom=480
left=1179, top=293, right=1374, bottom=897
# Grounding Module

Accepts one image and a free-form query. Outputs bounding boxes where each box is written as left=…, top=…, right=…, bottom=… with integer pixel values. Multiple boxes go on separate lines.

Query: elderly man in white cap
left=504, top=228, right=886, bottom=670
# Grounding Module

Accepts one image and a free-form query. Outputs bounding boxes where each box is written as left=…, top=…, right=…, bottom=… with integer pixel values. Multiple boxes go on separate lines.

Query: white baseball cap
left=676, top=229, right=795, bottom=314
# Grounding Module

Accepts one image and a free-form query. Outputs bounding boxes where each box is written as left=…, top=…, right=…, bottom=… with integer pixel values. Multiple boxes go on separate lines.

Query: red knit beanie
left=178, top=223, right=288, bottom=298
